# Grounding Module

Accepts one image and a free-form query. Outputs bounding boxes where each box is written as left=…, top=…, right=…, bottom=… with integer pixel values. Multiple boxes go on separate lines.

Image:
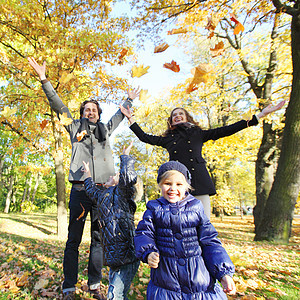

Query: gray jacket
left=42, top=81, right=132, bottom=183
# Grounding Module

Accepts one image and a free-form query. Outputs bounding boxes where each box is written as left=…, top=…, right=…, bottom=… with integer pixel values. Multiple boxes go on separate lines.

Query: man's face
left=82, top=102, right=99, bottom=123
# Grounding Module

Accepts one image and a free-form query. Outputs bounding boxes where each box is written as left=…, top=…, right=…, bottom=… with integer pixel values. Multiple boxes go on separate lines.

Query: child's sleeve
left=84, top=177, right=103, bottom=205
left=118, top=155, right=137, bottom=204
left=197, top=212, right=235, bottom=281
left=134, top=207, right=159, bottom=263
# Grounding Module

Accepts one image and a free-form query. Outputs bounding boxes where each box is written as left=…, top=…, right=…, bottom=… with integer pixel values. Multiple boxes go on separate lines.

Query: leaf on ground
left=131, top=65, right=150, bottom=78
left=154, top=43, right=169, bottom=53
left=163, top=60, right=180, bottom=72
left=34, top=278, right=49, bottom=290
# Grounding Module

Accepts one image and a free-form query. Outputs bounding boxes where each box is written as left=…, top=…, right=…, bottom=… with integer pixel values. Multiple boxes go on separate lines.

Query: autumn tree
left=0, top=0, right=133, bottom=237
left=254, top=0, right=300, bottom=242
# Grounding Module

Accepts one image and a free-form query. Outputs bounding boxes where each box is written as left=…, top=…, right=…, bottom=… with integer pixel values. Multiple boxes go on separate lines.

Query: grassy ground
left=0, top=212, right=299, bottom=299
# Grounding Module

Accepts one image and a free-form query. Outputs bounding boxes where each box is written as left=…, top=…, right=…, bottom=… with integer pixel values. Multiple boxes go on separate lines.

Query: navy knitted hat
left=157, top=161, right=191, bottom=184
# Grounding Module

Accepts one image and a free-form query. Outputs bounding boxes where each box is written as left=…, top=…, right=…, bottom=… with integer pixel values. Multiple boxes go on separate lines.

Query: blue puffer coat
left=134, top=194, right=235, bottom=299
left=84, top=155, right=139, bottom=268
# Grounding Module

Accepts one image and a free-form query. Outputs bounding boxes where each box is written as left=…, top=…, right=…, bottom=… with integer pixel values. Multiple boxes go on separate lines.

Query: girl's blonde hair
left=158, top=170, right=192, bottom=192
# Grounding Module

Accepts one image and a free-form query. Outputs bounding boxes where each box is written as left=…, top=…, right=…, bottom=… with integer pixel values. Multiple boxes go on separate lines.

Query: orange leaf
left=167, top=27, right=187, bottom=35
left=118, top=48, right=128, bottom=65
left=76, top=130, right=87, bottom=142
left=210, top=41, right=225, bottom=57
left=208, top=31, right=214, bottom=39
left=234, top=22, right=245, bottom=35
left=186, top=83, right=198, bottom=94
left=76, top=202, right=85, bottom=221
left=40, top=120, right=48, bottom=130
left=163, top=60, right=180, bottom=72
left=154, top=43, right=169, bottom=53
left=230, top=13, right=240, bottom=25
left=205, top=17, right=217, bottom=32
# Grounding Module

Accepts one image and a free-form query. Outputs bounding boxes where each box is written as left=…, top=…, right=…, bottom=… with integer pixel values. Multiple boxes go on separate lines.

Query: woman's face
left=171, top=108, right=187, bottom=125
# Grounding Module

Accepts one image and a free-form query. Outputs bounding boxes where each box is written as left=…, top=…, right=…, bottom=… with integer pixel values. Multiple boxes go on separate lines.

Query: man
left=28, top=57, right=139, bottom=300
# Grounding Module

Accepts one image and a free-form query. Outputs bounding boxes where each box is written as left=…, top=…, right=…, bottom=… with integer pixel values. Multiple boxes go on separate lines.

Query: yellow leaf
left=1, top=106, right=17, bottom=118
left=59, top=112, right=73, bottom=126
left=167, top=27, right=187, bottom=35
left=139, top=89, right=150, bottom=102
left=131, top=65, right=150, bottom=78
left=68, top=99, right=79, bottom=111
left=60, top=71, right=75, bottom=84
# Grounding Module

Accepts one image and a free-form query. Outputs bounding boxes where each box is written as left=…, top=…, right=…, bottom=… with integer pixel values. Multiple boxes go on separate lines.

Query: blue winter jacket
left=134, top=194, right=235, bottom=299
left=84, top=155, right=139, bottom=268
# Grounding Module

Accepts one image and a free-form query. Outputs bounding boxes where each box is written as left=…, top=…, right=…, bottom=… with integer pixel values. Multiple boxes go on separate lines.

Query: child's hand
left=81, top=161, right=91, bottom=178
left=123, top=140, right=133, bottom=155
left=220, top=275, right=236, bottom=295
left=147, top=252, right=160, bottom=268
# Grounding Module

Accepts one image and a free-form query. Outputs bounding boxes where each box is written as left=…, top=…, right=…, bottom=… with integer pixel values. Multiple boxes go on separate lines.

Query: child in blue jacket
left=134, top=161, right=236, bottom=299
left=82, top=142, right=140, bottom=300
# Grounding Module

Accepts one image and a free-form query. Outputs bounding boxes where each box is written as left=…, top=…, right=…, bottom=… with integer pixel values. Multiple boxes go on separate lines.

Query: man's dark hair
left=80, top=99, right=102, bottom=119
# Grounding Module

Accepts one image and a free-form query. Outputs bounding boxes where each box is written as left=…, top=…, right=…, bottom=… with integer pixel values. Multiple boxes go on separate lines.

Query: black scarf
left=78, top=118, right=106, bottom=142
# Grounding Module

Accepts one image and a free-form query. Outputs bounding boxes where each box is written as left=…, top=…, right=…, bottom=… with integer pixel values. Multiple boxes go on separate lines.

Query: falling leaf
left=167, top=27, right=187, bottom=35
left=0, top=106, right=17, bottom=118
left=210, top=41, right=225, bottom=57
left=230, top=13, right=244, bottom=34
left=76, top=130, right=87, bottom=142
left=205, top=16, right=218, bottom=32
left=118, top=48, right=128, bottom=65
left=68, top=99, right=78, bottom=111
left=131, top=65, right=150, bottom=78
left=234, top=22, right=245, bottom=35
left=139, top=89, right=150, bottom=102
left=60, top=71, right=75, bottom=84
left=76, top=203, right=85, bottom=221
left=186, top=83, right=198, bottom=94
left=163, top=60, right=180, bottom=72
left=40, top=120, right=48, bottom=130
left=154, top=43, right=169, bottom=53
left=59, top=112, right=73, bottom=126
left=230, top=13, right=240, bottom=25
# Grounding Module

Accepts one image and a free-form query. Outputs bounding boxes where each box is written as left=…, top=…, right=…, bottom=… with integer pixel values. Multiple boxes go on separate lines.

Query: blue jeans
left=107, top=260, right=140, bottom=299
left=62, top=184, right=104, bottom=292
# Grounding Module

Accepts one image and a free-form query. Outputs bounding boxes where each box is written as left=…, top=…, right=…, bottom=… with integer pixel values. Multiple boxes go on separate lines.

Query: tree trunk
left=255, top=9, right=300, bottom=242
left=26, top=173, right=33, bottom=202
left=51, top=116, right=68, bottom=239
left=20, top=176, right=30, bottom=213
left=253, top=122, right=282, bottom=231
left=4, top=174, right=14, bottom=213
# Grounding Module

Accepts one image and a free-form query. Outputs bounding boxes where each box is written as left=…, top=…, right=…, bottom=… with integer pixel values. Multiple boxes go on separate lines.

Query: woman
left=120, top=101, right=285, bottom=219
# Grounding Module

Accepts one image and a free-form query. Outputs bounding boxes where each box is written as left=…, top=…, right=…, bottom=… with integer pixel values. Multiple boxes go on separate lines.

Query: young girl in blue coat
left=134, top=161, right=236, bottom=299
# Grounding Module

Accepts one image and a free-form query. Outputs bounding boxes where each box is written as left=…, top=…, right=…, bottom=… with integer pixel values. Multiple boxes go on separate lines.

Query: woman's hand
left=120, top=105, right=135, bottom=125
left=257, top=100, right=286, bottom=118
left=27, top=57, right=47, bottom=80
left=127, top=87, right=140, bottom=100
left=147, top=252, right=160, bottom=268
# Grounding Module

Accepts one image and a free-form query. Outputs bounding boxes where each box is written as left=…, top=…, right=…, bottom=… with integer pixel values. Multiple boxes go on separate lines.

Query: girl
left=121, top=102, right=285, bottom=218
left=134, top=161, right=236, bottom=299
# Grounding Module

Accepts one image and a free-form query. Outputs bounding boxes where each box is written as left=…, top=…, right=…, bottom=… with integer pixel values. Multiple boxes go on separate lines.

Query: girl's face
left=171, top=108, right=187, bottom=125
left=160, top=172, right=188, bottom=203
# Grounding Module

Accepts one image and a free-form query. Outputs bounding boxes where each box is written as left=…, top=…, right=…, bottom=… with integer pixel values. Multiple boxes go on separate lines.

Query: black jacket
left=84, top=155, right=139, bottom=267
left=130, top=116, right=258, bottom=195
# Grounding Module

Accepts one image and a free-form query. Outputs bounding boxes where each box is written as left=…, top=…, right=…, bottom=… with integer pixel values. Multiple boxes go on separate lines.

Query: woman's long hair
left=163, top=107, right=200, bottom=136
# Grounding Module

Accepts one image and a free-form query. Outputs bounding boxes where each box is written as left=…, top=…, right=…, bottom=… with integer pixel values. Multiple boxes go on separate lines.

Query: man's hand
left=27, top=57, right=47, bottom=80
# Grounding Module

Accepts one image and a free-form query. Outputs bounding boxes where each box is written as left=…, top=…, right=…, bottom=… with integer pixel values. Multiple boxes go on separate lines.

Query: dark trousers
left=62, top=184, right=104, bottom=291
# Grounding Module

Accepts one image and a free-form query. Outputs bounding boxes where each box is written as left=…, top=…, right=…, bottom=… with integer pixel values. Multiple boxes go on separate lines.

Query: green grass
left=0, top=212, right=299, bottom=299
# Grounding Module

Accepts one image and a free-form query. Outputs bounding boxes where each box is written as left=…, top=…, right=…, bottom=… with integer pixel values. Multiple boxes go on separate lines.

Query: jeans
left=107, top=260, right=140, bottom=299
left=62, top=184, right=104, bottom=292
